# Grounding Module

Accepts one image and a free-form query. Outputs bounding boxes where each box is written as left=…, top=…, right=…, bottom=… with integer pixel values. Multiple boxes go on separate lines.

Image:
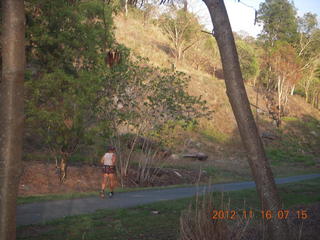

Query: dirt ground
left=18, top=162, right=208, bottom=196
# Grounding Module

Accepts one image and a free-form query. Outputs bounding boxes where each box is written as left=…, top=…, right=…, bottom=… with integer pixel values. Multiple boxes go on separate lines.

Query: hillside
left=114, top=13, right=320, bottom=164
left=17, top=7, right=320, bottom=197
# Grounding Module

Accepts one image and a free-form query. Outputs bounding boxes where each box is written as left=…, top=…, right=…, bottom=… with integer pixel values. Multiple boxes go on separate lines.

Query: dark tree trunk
left=0, top=1, right=25, bottom=240
left=202, top=0, right=290, bottom=239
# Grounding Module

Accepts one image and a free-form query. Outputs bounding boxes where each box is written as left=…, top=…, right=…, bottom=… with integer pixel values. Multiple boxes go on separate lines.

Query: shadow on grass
left=200, top=113, right=320, bottom=167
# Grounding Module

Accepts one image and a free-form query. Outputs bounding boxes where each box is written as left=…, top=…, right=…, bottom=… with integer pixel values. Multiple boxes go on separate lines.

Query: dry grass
left=114, top=14, right=254, bottom=141
left=179, top=188, right=229, bottom=240
left=114, top=14, right=172, bottom=68
left=178, top=188, right=256, bottom=240
left=114, top=11, right=320, bottom=175
left=114, top=11, right=320, bottom=132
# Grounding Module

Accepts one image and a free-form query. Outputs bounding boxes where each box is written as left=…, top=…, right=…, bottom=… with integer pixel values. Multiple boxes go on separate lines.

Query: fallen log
left=182, top=152, right=208, bottom=161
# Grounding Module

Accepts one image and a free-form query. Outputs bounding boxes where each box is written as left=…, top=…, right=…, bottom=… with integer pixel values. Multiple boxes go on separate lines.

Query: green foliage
left=24, top=0, right=212, bottom=166
left=257, top=0, right=299, bottom=45
left=203, top=166, right=217, bottom=176
left=236, top=40, right=259, bottom=83
left=296, top=14, right=320, bottom=108
left=281, top=116, right=299, bottom=122
left=257, top=4, right=320, bottom=110
left=267, top=116, right=319, bottom=166
left=199, top=127, right=228, bottom=144
left=25, top=0, right=114, bottom=71
left=25, top=69, right=104, bottom=154
left=257, top=0, right=302, bottom=94
left=99, top=57, right=212, bottom=144
left=24, top=0, right=118, bottom=158
left=298, top=12, right=318, bottom=35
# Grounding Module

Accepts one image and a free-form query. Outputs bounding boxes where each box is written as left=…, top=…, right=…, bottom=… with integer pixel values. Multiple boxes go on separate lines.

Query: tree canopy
left=257, top=0, right=299, bottom=45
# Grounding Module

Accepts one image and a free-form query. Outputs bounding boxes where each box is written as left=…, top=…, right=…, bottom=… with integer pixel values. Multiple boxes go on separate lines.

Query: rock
left=151, top=211, right=160, bottom=215
left=182, top=152, right=208, bottom=161
left=261, top=131, right=277, bottom=140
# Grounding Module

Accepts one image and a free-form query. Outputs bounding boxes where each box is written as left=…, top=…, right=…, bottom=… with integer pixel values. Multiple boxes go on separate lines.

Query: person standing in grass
left=100, top=146, right=117, bottom=198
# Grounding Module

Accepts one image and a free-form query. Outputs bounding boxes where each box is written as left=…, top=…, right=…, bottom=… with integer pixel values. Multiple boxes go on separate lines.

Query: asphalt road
left=16, top=173, right=320, bottom=226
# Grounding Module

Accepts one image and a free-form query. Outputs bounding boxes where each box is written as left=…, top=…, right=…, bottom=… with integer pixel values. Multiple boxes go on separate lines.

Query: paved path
left=17, top=173, right=320, bottom=226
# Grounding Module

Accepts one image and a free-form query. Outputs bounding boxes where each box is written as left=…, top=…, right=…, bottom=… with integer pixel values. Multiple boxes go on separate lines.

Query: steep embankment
left=114, top=14, right=320, bottom=160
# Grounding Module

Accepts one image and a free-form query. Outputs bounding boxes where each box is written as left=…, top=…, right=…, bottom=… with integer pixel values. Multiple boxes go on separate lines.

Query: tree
left=159, top=7, right=202, bottom=63
left=0, top=1, right=25, bottom=240
left=257, top=0, right=299, bottom=46
left=270, top=42, right=301, bottom=121
left=257, top=0, right=300, bottom=100
left=298, top=12, right=318, bottom=43
left=202, top=0, right=290, bottom=239
left=311, top=66, right=320, bottom=108
left=297, top=13, right=320, bottom=105
left=25, top=70, right=104, bottom=182
left=24, top=0, right=116, bottom=182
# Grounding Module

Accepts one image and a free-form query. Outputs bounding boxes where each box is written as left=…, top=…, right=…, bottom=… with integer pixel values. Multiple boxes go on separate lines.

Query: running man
left=100, top=146, right=117, bottom=198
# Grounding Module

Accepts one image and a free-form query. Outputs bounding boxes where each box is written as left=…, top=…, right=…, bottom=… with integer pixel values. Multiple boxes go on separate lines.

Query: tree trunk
left=277, top=76, right=282, bottom=126
left=0, top=1, right=25, bottom=240
left=290, top=84, right=295, bottom=95
left=183, top=0, right=188, bottom=12
left=203, top=0, right=290, bottom=239
left=124, top=0, right=128, bottom=17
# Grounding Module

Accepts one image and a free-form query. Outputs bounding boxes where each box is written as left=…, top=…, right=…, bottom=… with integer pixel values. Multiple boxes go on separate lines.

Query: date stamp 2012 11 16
left=211, top=209, right=309, bottom=220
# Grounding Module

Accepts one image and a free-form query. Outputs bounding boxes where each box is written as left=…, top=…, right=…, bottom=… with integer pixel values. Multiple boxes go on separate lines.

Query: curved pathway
left=17, top=173, right=320, bottom=226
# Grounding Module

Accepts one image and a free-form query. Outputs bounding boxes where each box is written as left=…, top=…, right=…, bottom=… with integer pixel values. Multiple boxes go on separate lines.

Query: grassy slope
left=114, top=13, right=320, bottom=172
left=114, top=13, right=320, bottom=137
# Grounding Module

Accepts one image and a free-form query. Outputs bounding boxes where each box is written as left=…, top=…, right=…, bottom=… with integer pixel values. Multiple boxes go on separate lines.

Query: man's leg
left=108, top=174, right=116, bottom=197
left=100, top=174, right=107, bottom=198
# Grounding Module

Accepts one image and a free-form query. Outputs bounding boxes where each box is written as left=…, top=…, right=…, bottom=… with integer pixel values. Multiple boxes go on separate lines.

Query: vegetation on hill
left=21, top=0, right=320, bottom=185
left=114, top=1, right=320, bottom=164
left=23, top=0, right=212, bottom=184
